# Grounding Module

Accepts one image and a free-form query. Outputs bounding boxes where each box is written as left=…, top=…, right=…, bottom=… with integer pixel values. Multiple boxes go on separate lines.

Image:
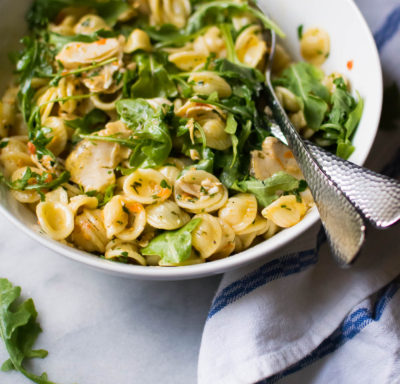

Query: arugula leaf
left=66, top=108, right=109, bottom=142
left=0, top=278, right=59, bottom=384
left=186, top=1, right=285, bottom=37
left=85, top=184, right=116, bottom=207
left=0, top=168, right=70, bottom=201
left=27, top=0, right=130, bottom=30
left=128, top=54, right=178, bottom=99
left=48, top=29, right=117, bottom=52
left=141, top=219, right=201, bottom=264
left=344, top=92, right=364, bottom=141
left=116, top=99, right=172, bottom=168
left=16, top=36, right=54, bottom=124
left=234, top=172, right=304, bottom=207
left=274, top=62, right=330, bottom=130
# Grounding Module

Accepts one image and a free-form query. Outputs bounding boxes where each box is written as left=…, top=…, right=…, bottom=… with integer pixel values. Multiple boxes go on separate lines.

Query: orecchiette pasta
left=188, top=72, right=232, bottom=99
left=105, top=239, right=147, bottom=266
left=71, top=209, right=108, bottom=253
left=174, top=170, right=228, bottom=213
left=36, top=201, right=74, bottom=240
left=218, top=193, right=258, bottom=233
left=191, top=213, right=222, bottom=258
left=261, top=195, right=308, bottom=228
left=300, top=27, right=330, bottom=66
left=103, top=196, right=146, bottom=240
left=235, top=25, right=267, bottom=68
left=123, top=169, right=172, bottom=204
left=0, top=0, right=362, bottom=268
left=145, top=200, right=190, bottom=230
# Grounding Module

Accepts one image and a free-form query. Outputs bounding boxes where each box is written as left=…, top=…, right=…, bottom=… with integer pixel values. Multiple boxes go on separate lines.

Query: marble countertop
left=0, top=215, right=221, bottom=384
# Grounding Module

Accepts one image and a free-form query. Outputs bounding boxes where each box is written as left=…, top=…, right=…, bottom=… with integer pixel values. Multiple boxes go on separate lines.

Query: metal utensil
left=263, top=27, right=400, bottom=265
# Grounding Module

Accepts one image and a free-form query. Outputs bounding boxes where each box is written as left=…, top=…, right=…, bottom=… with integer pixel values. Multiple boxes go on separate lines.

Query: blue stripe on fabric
left=258, top=278, right=400, bottom=384
left=374, top=6, right=400, bottom=51
left=208, top=249, right=318, bottom=320
left=207, top=228, right=326, bottom=320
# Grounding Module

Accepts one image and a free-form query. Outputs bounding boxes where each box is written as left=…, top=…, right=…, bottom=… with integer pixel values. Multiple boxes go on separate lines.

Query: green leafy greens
left=274, top=63, right=363, bottom=159
left=0, top=278, right=59, bottom=384
left=141, top=219, right=201, bottom=264
left=27, top=0, right=130, bottom=30
left=0, top=168, right=70, bottom=201
left=234, top=172, right=307, bottom=207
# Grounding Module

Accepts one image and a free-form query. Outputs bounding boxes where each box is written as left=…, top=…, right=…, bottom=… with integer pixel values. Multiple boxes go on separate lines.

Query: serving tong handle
left=264, top=82, right=367, bottom=265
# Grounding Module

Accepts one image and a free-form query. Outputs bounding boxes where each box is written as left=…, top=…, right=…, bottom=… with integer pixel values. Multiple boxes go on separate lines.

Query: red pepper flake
left=97, top=38, right=107, bottom=45
left=27, top=142, right=36, bottom=155
left=347, top=60, right=354, bottom=70
left=44, top=173, right=53, bottom=183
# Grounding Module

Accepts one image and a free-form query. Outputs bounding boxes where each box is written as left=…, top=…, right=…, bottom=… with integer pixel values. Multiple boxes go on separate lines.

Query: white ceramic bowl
left=0, top=0, right=382, bottom=280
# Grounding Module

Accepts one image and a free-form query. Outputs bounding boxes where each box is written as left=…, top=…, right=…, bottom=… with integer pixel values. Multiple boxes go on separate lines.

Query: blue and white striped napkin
left=198, top=2, right=400, bottom=383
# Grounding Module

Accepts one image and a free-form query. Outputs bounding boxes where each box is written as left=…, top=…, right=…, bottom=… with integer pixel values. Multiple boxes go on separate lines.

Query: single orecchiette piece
left=65, top=139, right=122, bottom=192
left=235, top=25, right=267, bottom=68
left=145, top=200, right=190, bottom=230
left=263, top=220, right=280, bottom=240
left=168, top=51, right=208, bottom=71
left=192, top=26, right=226, bottom=58
left=218, top=193, right=258, bottom=234
left=45, top=187, right=69, bottom=205
left=10, top=167, right=42, bottom=204
left=105, top=239, right=147, bottom=266
left=262, top=195, right=308, bottom=228
left=74, top=14, right=110, bottom=35
left=236, top=214, right=269, bottom=236
left=274, top=87, right=301, bottom=112
left=124, top=29, right=152, bottom=53
left=250, top=137, right=303, bottom=180
left=123, top=169, right=172, bottom=204
left=69, top=195, right=98, bottom=215
left=42, top=117, right=68, bottom=156
left=36, top=201, right=74, bottom=240
left=174, top=170, right=228, bottom=213
left=103, top=196, right=146, bottom=240
left=176, top=102, right=231, bottom=150
left=0, top=137, right=34, bottom=177
left=191, top=213, right=223, bottom=258
left=71, top=209, right=108, bottom=253
left=210, top=218, right=236, bottom=260
left=0, top=86, right=18, bottom=138
left=188, top=72, right=232, bottom=99
left=300, top=28, right=330, bottom=66
left=149, top=0, right=191, bottom=28
left=56, top=38, right=122, bottom=69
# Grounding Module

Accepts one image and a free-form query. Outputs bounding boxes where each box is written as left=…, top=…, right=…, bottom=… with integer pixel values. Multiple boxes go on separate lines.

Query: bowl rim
left=0, top=0, right=383, bottom=280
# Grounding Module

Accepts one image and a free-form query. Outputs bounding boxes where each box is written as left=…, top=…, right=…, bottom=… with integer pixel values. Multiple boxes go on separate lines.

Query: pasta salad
left=0, top=0, right=363, bottom=267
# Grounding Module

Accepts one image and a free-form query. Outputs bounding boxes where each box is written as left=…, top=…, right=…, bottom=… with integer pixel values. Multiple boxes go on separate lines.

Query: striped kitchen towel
left=198, top=1, right=400, bottom=383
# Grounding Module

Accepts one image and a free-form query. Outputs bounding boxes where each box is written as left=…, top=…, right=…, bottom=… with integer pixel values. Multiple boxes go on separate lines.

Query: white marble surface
left=0, top=1, right=398, bottom=383
left=0, top=216, right=221, bottom=384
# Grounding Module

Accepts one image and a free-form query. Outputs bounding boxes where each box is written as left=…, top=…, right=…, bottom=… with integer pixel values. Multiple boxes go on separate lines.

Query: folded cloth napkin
left=198, top=1, right=400, bottom=383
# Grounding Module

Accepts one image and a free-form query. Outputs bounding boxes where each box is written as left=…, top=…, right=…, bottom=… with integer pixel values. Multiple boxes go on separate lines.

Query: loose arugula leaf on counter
left=233, top=172, right=305, bottom=207
left=0, top=278, right=60, bottom=384
left=27, top=0, right=130, bottom=30
left=141, top=219, right=202, bottom=264
left=128, top=54, right=178, bottom=99
left=274, top=62, right=330, bottom=130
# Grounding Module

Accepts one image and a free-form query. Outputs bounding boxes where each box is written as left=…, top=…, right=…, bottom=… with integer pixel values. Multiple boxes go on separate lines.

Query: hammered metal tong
left=263, top=28, right=400, bottom=266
